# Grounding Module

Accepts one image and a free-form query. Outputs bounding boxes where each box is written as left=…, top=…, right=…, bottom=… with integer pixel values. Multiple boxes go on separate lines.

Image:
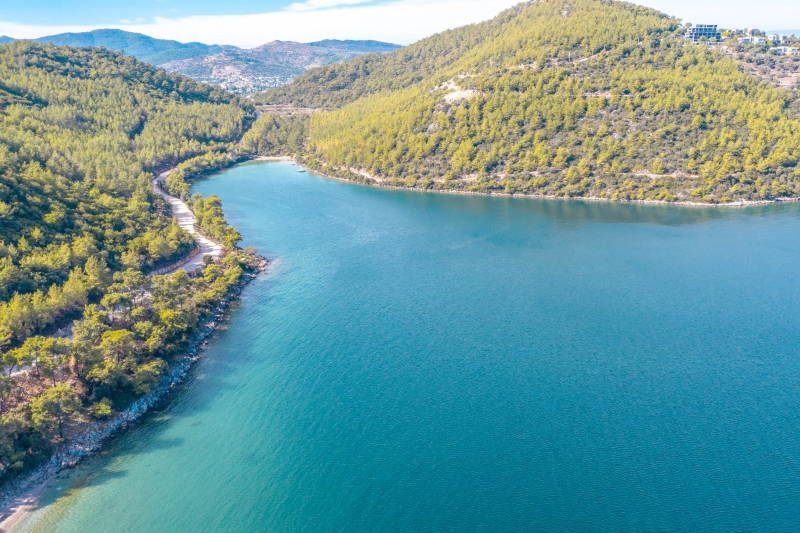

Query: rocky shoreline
left=0, top=256, right=268, bottom=523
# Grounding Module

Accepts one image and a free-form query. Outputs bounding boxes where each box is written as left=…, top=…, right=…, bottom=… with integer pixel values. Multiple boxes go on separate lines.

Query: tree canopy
left=0, top=41, right=253, bottom=347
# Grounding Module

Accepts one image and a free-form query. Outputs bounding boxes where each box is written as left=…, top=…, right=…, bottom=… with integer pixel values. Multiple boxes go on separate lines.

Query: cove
left=13, top=161, right=800, bottom=532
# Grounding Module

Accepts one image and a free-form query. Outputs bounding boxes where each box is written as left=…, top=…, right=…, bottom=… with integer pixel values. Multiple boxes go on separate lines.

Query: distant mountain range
left=33, top=29, right=238, bottom=64
left=162, top=40, right=402, bottom=94
left=0, top=29, right=400, bottom=94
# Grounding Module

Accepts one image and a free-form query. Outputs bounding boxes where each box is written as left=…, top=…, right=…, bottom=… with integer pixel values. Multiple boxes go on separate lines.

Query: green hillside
left=0, top=41, right=257, bottom=483
left=0, top=39, right=252, bottom=352
left=255, top=0, right=800, bottom=204
left=254, top=7, right=523, bottom=109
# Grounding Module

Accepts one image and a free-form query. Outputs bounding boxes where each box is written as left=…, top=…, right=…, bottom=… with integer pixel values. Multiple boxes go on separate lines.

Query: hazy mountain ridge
left=308, top=40, right=401, bottom=53
left=34, top=29, right=238, bottom=64
left=162, top=40, right=402, bottom=94
left=0, top=29, right=400, bottom=94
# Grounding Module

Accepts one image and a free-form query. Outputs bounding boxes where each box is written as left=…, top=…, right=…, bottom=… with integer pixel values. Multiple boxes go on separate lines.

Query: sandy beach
left=152, top=171, right=223, bottom=273
left=0, top=473, right=57, bottom=531
left=253, top=156, right=294, bottom=161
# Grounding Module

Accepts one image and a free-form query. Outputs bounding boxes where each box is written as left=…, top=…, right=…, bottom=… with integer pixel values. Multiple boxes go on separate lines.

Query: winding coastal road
left=2, top=170, right=220, bottom=378
left=152, top=170, right=223, bottom=274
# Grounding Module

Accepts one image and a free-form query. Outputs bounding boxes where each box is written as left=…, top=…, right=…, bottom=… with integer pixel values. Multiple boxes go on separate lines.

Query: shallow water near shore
left=14, top=161, right=800, bottom=532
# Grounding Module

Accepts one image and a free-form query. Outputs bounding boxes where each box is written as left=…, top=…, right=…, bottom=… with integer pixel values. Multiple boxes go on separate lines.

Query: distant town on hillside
left=682, top=24, right=799, bottom=88
left=0, top=29, right=401, bottom=94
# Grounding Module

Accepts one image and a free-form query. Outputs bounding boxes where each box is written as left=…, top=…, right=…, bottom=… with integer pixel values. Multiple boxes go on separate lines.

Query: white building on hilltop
left=738, top=36, right=767, bottom=45
left=774, top=46, right=799, bottom=56
left=686, top=24, right=722, bottom=42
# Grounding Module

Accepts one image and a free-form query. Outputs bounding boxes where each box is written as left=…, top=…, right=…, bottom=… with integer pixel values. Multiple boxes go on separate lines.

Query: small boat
left=297, top=168, right=307, bottom=173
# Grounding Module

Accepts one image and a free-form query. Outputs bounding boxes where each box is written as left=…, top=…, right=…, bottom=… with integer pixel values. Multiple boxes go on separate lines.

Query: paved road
left=153, top=171, right=223, bottom=274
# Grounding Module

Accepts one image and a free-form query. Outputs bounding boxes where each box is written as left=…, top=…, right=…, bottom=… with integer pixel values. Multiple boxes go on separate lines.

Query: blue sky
left=0, top=0, right=303, bottom=26
left=0, top=0, right=798, bottom=47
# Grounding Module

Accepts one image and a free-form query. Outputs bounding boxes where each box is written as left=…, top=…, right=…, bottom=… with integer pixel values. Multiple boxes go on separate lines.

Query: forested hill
left=0, top=40, right=251, bottom=342
left=254, top=3, right=527, bottom=109
left=254, top=0, right=800, bottom=204
left=0, top=41, right=259, bottom=484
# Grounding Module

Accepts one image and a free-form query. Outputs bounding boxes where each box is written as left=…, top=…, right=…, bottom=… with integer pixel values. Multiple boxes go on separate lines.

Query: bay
left=15, top=161, right=800, bottom=532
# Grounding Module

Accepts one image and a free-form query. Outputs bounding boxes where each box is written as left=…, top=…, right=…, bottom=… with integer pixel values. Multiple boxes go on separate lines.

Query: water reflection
left=380, top=185, right=800, bottom=227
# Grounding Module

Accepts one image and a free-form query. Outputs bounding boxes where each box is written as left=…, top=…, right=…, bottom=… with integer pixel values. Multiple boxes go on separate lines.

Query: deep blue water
left=16, top=161, right=800, bottom=532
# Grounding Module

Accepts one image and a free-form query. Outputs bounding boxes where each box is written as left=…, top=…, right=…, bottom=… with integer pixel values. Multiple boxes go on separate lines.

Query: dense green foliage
left=241, top=114, right=308, bottom=156
left=0, top=41, right=251, bottom=345
left=0, top=42, right=257, bottom=485
left=0, top=252, right=258, bottom=484
left=256, top=0, right=800, bottom=203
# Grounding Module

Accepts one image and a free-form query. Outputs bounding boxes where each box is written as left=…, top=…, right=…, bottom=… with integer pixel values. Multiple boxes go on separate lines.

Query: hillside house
left=686, top=24, right=722, bottom=42
left=738, top=36, right=767, bottom=45
left=774, top=46, right=799, bottom=56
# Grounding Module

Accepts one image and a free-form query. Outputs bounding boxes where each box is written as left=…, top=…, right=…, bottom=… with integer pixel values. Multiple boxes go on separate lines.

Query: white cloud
left=0, top=21, right=95, bottom=38
left=3, top=0, right=795, bottom=49
left=0, top=0, right=521, bottom=47
left=285, top=0, right=375, bottom=13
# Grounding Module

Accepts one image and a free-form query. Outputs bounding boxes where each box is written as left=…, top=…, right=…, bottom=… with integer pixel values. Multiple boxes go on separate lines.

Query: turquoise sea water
left=15, top=161, right=800, bottom=532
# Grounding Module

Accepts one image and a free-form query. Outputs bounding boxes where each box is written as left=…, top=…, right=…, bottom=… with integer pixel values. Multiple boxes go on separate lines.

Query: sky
left=0, top=0, right=798, bottom=47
